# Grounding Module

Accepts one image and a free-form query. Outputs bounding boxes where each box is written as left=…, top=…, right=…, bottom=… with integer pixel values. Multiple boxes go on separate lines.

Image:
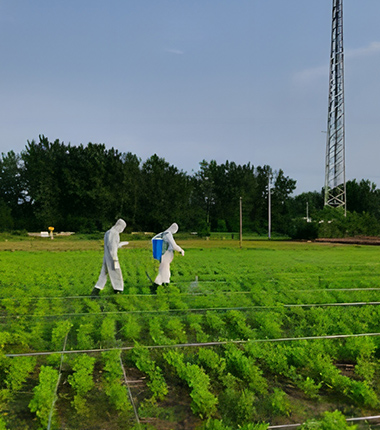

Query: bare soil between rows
left=315, top=236, right=380, bottom=246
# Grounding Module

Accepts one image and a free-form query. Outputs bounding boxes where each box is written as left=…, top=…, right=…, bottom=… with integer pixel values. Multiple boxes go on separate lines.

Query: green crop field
left=1, top=238, right=380, bottom=429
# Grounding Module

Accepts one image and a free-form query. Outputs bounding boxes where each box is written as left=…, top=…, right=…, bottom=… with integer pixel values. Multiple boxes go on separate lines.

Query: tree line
left=1, top=135, right=380, bottom=238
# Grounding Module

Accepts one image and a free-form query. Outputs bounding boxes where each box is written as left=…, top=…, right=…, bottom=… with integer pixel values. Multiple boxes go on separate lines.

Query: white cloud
left=293, top=64, right=328, bottom=84
left=165, top=48, right=184, bottom=55
left=293, top=41, right=380, bottom=85
left=346, top=41, right=380, bottom=59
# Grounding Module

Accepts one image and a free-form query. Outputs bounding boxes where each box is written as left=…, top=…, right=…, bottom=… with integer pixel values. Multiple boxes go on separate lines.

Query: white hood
left=166, top=223, right=178, bottom=234
left=113, top=219, right=126, bottom=233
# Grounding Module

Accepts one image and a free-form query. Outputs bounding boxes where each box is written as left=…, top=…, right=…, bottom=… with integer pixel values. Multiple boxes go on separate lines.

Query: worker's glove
left=119, top=241, right=129, bottom=248
left=114, top=260, right=120, bottom=270
left=180, top=249, right=185, bottom=256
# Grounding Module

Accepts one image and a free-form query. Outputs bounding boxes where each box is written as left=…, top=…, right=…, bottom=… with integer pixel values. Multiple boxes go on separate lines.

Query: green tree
left=138, top=154, right=191, bottom=231
left=0, top=200, right=13, bottom=231
left=7, top=135, right=298, bottom=233
left=288, top=190, right=323, bottom=239
left=21, top=136, right=136, bottom=231
left=21, top=136, right=65, bottom=228
left=119, top=152, right=141, bottom=227
left=191, top=160, right=217, bottom=232
left=60, top=142, right=127, bottom=231
left=192, top=161, right=289, bottom=234
left=290, top=190, right=324, bottom=220
left=0, top=150, right=28, bottom=229
left=346, top=179, right=380, bottom=216
left=271, top=169, right=297, bottom=234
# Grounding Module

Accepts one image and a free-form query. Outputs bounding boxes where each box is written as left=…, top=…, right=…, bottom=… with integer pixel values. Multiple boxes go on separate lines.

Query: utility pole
left=268, top=174, right=271, bottom=240
left=239, top=196, right=242, bottom=248
left=324, top=0, right=346, bottom=215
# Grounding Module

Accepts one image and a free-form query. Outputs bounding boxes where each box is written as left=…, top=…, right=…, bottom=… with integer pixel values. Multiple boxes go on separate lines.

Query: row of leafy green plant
left=2, top=321, right=378, bottom=428
left=2, top=303, right=380, bottom=427
left=1, top=244, right=380, bottom=428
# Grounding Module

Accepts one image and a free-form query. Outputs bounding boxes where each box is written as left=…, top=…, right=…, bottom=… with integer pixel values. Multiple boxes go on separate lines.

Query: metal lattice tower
left=324, top=0, right=346, bottom=213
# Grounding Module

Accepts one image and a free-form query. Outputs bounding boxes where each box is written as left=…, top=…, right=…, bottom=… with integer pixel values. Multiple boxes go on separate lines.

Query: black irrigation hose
left=5, top=332, right=380, bottom=358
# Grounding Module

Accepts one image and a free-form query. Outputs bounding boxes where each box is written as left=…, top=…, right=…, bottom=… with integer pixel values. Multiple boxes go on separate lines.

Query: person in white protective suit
left=91, top=219, right=129, bottom=296
left=151, top=223, right=185, bottom=293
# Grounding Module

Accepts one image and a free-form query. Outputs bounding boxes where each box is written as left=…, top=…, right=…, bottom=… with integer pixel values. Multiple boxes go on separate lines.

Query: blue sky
left=1, top=0, right=380, bottom=194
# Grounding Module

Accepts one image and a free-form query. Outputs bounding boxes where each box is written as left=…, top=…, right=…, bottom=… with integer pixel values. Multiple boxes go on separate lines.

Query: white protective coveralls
left=153, top=223, right=185, bottom=285
left=94, top=219, right=128, bottom=292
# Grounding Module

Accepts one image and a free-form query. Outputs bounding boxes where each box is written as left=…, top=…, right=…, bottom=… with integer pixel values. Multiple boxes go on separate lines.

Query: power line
left=5, top=331, right=380, bottom=358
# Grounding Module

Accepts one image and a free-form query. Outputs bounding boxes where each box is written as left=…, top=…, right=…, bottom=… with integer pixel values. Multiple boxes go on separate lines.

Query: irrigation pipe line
left=2, top=286, right=380, bottom=302
left=47, top=330, right=69, bottom=430
left=119, top=355, right=141, bottom=429
left=267, top=415, right=380, bottom=429
left=268, top=425, right=300, bottom=429
left=5, top=332, right=380, bottom=358
left=283, top=287, right=380, bottom=293
left=3, top=301, right=380, bottom=320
